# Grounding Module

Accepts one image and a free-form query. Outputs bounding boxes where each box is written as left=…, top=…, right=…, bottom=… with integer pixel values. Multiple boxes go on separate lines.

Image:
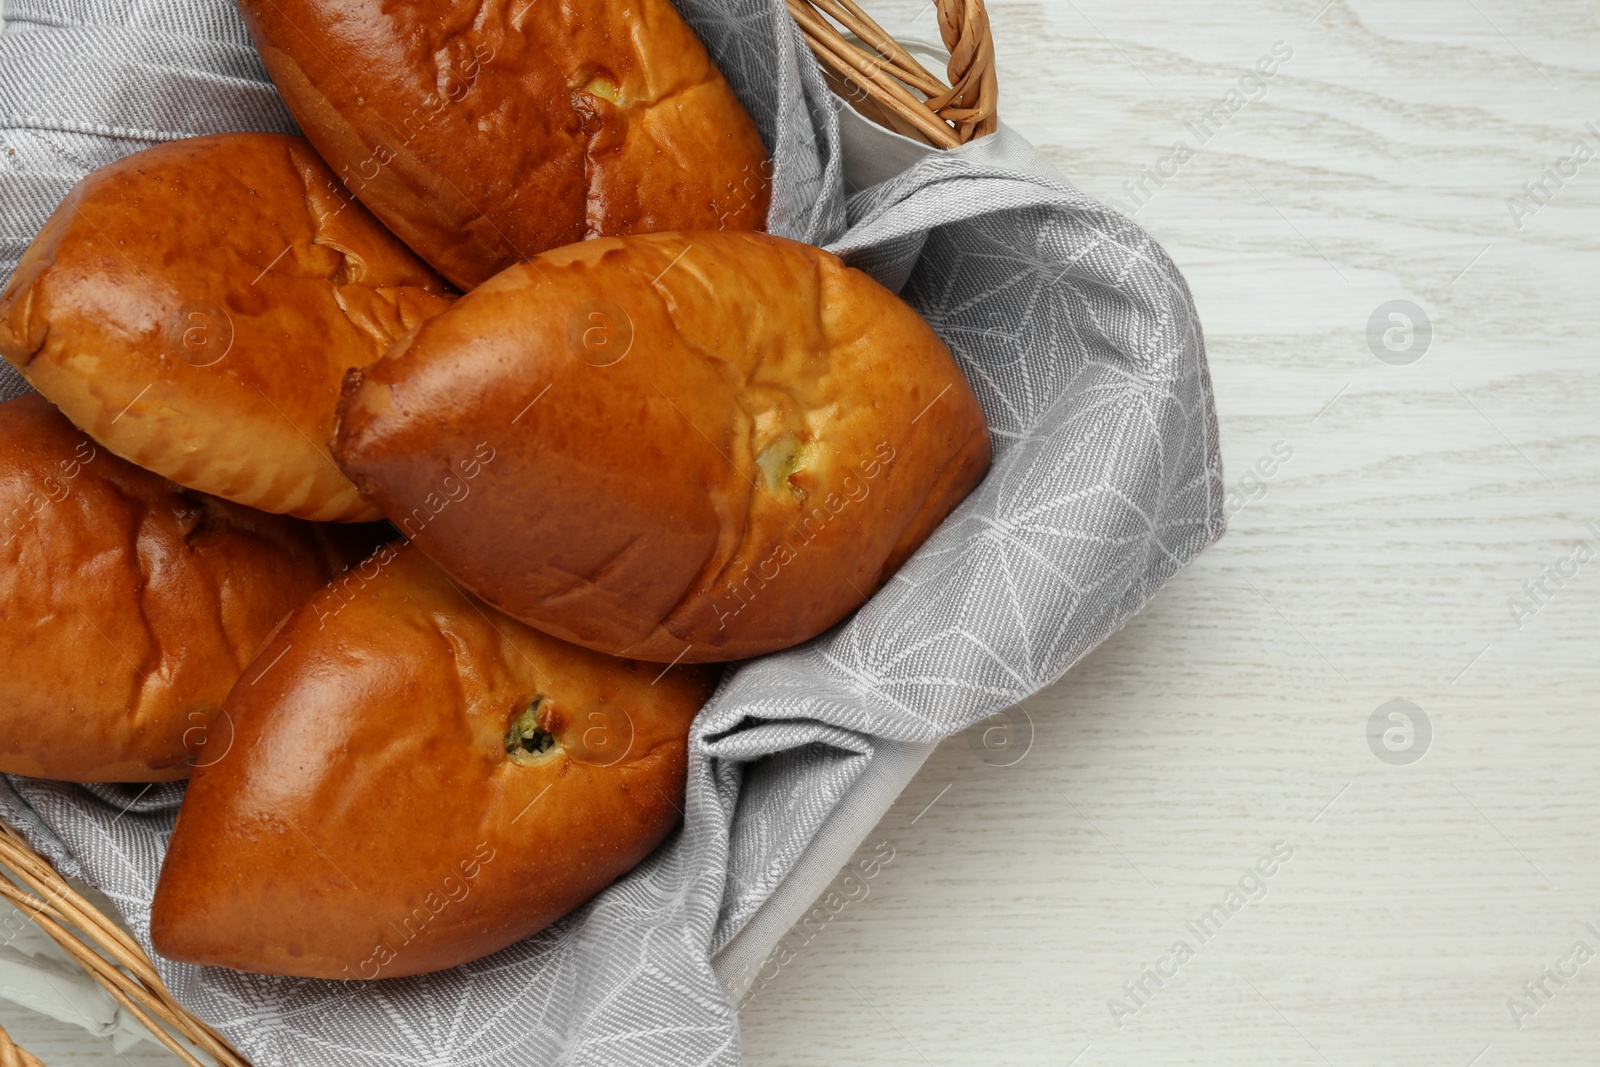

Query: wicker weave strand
left=788, top=0, right=998, bottom=147
left=0, top=1022, right=45, bottom=1067
left=932, top=0, right=999, bottom=141
left=0, top=823, right=249, bottom=1067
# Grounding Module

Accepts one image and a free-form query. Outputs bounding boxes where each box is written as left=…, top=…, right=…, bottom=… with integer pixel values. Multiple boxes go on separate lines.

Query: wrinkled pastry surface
left=334, top=232, right=992, bottom=662
left=240, top=0, right=772, bottom=289
left=0, top=133, right=456, bottom=522
left=0, top=393, right=354, bottom=781
left=152, top=543, right=716, bottom=978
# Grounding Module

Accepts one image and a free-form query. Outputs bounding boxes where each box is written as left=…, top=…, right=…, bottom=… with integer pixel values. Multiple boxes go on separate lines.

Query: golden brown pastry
left=0, top=133, right=456, bottom=522
left=0, top=393, right=359, bottom=783
left=238, top=0, right=772, bottom=289
left=333, top=231, right=991, bottom=663
left=150, top=543, right=716, bottom=979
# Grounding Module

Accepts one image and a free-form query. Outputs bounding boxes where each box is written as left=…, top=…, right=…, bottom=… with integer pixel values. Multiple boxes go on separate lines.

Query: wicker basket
left=789, top=0, right=998, bottom=146
left=0, top=2, right=997, bottom=1062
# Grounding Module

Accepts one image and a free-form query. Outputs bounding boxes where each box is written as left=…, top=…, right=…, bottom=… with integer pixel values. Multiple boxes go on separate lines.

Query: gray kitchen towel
left=0, top=0, right=1224, bottom=1063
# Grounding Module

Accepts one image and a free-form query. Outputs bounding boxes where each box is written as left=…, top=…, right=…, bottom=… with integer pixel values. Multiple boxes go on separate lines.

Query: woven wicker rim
left=0, top=1021, right=45, bottom=1067
left=789, top=0, right=998, bottom=147
left=0, top=821, right=249, bottom=1066
left=0, top=2, right=997, bottom=1063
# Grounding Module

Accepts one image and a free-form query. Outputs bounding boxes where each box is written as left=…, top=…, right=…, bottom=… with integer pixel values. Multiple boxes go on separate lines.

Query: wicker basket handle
left=0, top=1023, right=44, bottom=1067
left=788, top=0, right=999, bottom=148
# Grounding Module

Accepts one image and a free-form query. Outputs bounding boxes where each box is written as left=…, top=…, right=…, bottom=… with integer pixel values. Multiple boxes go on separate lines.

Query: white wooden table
left=738, top=1, right=1600, bottom=1065
left=5, top=0, right=1598, bottom=1062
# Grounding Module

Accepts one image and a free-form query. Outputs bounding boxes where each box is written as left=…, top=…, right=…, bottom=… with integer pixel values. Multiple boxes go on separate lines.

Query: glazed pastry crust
left=0, top=394, right=355, bottom=782
left=239, top=0, right=773, bottom=289
left=0, top=133, right=456, bottom=522
left=333, top=231, right=992, bottom=663
left=151, top=543, right=716, bottom=978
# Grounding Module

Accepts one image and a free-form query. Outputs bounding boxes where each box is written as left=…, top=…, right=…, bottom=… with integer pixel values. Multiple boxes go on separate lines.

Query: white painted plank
left=738, top=0, right=1600, bottom=1065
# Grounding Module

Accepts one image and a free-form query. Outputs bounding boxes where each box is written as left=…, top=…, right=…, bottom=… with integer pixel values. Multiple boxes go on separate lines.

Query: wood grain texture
left=737, top=0, right=1600, bottom=1065
left=4, top=0, right=1599, bottom=1062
